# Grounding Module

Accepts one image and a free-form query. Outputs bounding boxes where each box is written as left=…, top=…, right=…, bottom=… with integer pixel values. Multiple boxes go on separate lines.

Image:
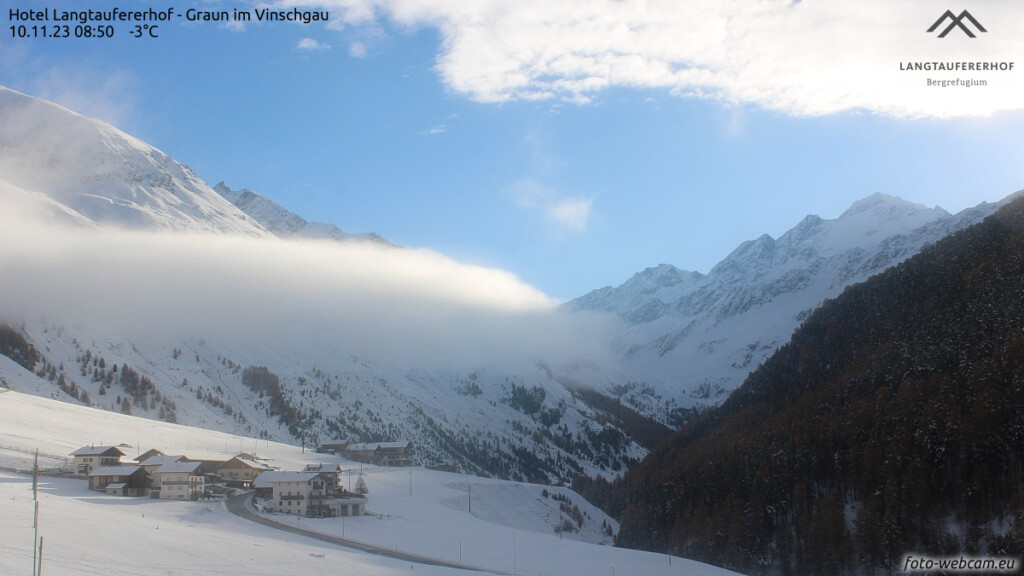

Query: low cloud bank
left=0, top=202, right=620, bottom=371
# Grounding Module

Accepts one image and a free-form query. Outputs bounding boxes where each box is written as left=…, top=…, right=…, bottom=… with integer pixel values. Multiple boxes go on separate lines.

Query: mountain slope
left=214, top=182, right=390, bottom=244
left=0, top=311, right=648, bottom=484
left=0, top=86, right=269, bottom=236
left=570, top=192, right=1012, bottom=413
left=612, top=195, right=1024, bottom=575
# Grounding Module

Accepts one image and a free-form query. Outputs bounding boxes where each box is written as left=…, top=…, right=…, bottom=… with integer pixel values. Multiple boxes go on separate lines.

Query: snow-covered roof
left=89, top=465, right=141, bottom=477
left=345, top=441, right=410, bottom=451
left=218, top=456, right=271, bottom=470
left=71, top=445, right=125, bottom=457
left=133, top=448, right=164, bottom=462
left=253, top=471, right=321, bottom=488
left=376, top=441, right=411, bottom=450
left=155, top=461, right=203, bottom=475
left=140, top=455, right=186, bottom=467
left=105, top=483, right=127, bottom=490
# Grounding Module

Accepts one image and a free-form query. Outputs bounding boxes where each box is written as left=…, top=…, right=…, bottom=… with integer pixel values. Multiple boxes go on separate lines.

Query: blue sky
left=4, top=0, right=1024, bottom=299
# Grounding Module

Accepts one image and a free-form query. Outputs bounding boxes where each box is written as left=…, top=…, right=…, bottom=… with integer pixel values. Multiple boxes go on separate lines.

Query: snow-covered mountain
left=0, top=85, right=384, bottom=245
left=0, top=85, right=649, bottom=485
left=570, top=191, right=1014, bottom=414
left=0, top=86, right=268, bottom=236
left=1, top=84, right=1018, bottom=487
left=0, top=320, right=646, bottom=484
left=214, top=182, right=390, bottom=245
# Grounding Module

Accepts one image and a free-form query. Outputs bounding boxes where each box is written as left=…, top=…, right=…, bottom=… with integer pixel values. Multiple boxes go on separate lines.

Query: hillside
left=0, top=389, right=740, bottom=576
left=611, top=195, right=1024, bottom=575
left=0, top=314, right=651, bottom=484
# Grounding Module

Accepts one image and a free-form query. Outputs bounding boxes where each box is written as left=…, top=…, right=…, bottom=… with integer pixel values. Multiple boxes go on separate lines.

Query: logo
left=927, top=10, right=986, bottom=38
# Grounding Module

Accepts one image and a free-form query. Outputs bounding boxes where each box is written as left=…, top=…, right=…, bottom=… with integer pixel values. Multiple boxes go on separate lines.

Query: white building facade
left=256, top=471, right=366, bottom=517
left=155, top=461, right=204, bottom=501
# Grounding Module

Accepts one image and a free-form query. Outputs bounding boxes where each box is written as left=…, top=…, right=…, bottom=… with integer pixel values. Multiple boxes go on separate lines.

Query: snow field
left=0, top=390, right=741, bottom=576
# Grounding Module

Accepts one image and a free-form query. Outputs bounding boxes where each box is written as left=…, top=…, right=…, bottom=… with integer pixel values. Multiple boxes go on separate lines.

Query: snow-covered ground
left=0, top=390, right=741, bottom=576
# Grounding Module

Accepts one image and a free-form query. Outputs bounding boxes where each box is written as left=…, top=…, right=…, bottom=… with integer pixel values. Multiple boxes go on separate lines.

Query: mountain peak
left=708, top=233, right=776, bottom=280
left=567, top=188, right=1007, bottom=405
left=212, top=182, right=245, bottom=205
left=628, top=264, right=699, bottom=287
left=838, top=192, right=945, bottom=221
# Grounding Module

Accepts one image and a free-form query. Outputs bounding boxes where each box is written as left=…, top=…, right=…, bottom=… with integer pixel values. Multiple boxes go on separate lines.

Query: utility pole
left=32, top=450, right=38, bottom=576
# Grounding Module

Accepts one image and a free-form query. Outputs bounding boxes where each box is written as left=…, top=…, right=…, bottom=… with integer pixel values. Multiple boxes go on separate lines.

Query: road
left=225, top=492, right=511, bottom=574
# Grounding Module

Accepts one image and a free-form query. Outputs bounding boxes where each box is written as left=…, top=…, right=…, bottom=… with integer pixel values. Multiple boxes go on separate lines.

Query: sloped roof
left=376, top=441, right=411, bottom=450
left=218, top=456, right=271, bottom=470
left=155, top=461, right=203, bottom=475
left=140, top=455, right=187, bottom=467
left=253, top=471, right=321, bottom=488
left=72, top=445, right=125, bottom=457
left=133, top=448, right=164, bottom=462
left=89, top=465, right=142, bottom=477
left=345, top=441, right=410, bottom=451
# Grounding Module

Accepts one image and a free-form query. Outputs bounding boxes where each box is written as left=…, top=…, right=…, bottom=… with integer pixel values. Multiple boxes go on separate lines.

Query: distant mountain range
left=571, top=191, right=1013, bottom=418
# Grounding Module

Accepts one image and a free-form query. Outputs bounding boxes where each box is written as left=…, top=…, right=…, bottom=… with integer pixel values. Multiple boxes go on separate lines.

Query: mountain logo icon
left=927, top=10, right=986, bottom=38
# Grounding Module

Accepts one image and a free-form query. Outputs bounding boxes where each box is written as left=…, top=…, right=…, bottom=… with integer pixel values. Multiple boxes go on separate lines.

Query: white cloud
left=348, top=41, right=368, bottom=57
left=418, top=124, right=446, bottom=135
left=297, top=37, right=331, bottom=50
left=0, top=199, right=619, bottom=370
left=511, top=178, right=593, bottom=233
left=545, top=198, right=593, bottom=232
left=270, top=0, right=1024, bottom=117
